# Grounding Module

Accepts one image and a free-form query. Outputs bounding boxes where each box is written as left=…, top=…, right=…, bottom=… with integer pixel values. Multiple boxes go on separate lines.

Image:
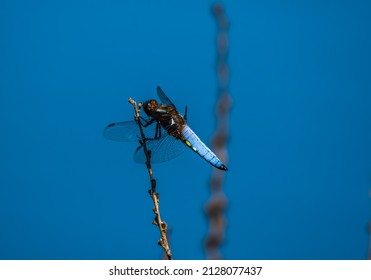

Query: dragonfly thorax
left=143, top=99, right=185, bottom=138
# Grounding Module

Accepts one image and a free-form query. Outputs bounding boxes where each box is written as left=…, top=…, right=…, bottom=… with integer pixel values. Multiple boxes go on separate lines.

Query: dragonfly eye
left=151, top=100, right=158, bottom=106
left=143, top=100, right=158, bottom=115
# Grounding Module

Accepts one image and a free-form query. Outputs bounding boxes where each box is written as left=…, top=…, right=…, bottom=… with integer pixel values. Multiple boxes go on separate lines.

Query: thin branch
left=128, top=98, right=172, bottom=260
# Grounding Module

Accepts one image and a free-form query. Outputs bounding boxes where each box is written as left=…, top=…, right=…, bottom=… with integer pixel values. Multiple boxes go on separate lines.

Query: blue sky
left=0, top=0, right=370, bottom=259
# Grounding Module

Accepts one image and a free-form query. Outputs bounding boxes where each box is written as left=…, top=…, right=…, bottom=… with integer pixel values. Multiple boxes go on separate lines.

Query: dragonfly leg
left=143, top=122, right=162, bottom=141
left=155, top=122, right=162, bottom=139
left=136, top=118, right=163, bottom=141
left=136, top=117, right=161, bottom=140
left=139, top=116, right=155, bottom=127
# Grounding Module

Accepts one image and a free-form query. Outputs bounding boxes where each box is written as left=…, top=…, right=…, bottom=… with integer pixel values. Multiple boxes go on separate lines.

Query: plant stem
left=128, top=98, right=172, bottom=260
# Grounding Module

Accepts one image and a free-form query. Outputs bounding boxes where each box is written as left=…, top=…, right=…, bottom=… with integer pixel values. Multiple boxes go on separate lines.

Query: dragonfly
left=103, top=86, right=228, bottom=171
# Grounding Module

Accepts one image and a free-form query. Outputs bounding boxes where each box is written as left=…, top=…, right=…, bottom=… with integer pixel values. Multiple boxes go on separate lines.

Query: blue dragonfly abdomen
left=181, top=125, right=227, bottom=171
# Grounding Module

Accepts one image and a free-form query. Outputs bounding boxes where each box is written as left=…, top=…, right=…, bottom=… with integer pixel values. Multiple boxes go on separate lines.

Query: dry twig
left=128, top=98, right=172, bottom=260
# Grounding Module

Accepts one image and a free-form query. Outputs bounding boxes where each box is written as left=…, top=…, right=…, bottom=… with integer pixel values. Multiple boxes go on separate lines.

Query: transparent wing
left=134, top=135, right=186, bottom=163
left=157, top=86, right=177, bottom=108
left=103, top=118, right=163, bottom=142
left=103, top=121, right=140, bottom=142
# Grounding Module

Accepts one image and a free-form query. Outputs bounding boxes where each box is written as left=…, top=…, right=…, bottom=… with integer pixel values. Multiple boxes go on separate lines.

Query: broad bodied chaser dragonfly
left=103, top=87, right=228, bottom=171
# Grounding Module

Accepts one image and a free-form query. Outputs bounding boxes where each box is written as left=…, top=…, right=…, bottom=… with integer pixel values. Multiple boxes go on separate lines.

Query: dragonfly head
left=143, top=99, right=158, bottom=116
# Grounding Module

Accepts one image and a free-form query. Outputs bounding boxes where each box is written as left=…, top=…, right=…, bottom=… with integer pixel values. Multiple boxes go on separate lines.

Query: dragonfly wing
left=103, top=121, right=140, bottom=142
left=157, top=86, right=177, bottom=108
left=134, top=135, right=186, bottom=163
left=103, top=118, right=160, bottom=142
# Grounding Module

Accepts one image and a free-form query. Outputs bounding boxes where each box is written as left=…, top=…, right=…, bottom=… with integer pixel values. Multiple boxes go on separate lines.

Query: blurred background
left=1, top=0, right=370, bottom=259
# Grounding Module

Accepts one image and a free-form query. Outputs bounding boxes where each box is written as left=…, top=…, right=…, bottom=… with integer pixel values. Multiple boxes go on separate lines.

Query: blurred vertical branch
left=204, top=2, right=232, bottom=260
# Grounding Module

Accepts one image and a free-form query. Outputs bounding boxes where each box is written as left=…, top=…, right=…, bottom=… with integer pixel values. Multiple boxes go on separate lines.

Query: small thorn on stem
left=161, top=222, right=167, bottom=231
